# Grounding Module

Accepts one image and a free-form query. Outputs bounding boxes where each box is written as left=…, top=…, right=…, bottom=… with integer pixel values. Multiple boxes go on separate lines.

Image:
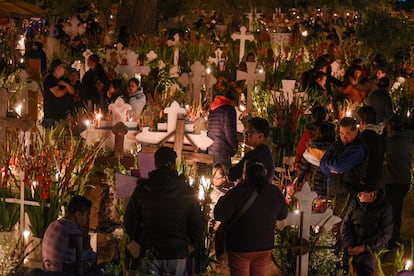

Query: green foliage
left=356, top=9, right=413, bottom=60
left=273, top=226, right=343, bottom=275
left=0, top=200, right=19, bottom=232
left=0, top=234, right=37, bottom=276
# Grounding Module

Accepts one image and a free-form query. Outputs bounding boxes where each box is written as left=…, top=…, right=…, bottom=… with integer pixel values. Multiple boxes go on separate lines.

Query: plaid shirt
left=42, top=218, right=96, bottom=272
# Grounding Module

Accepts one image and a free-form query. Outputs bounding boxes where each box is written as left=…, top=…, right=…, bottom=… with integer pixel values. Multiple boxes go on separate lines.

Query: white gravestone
left=207, top=48, right=223, bottom=66
left=178, top=61, right=217, bottom=104
left=231, top=26, right=255, bottom=63
left=236, top=61, right=265, bottom=111
left=279, top=182, right=341, bottom=276
left=167, top=33, right=180, bottom=68
left=136, top=101, right=213, bottom=151
left=108, top=97, right=132, bottom=123
left=270, top=32, right=292, bottom=47
left=62, top=16, right=86, bottom=41
left=82, top=49, right=93, bottom=73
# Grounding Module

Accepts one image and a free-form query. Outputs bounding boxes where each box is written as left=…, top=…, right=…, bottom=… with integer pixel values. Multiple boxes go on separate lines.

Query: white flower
left=169, top=66, right=180, bottom=78
left=158, top=60, right=166, bottom=70
left=146, top=50, right=157, bottom=62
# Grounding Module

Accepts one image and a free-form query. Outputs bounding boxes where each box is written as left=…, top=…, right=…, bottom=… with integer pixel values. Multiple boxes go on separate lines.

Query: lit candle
left=96, top=112, right=102, bottom=128
left=405, top=260, right=412, bottom=270
left=15, top=103, right=22, bottom=117
left=198, top=186, right=205, bottom=201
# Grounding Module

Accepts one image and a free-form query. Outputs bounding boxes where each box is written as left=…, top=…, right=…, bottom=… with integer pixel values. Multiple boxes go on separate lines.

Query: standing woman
left=214, top=160, right=288, bottom=276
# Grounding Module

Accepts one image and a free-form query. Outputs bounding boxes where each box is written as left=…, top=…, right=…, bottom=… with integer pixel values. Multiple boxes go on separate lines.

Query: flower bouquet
left=0, top=123, right=104, bottom=238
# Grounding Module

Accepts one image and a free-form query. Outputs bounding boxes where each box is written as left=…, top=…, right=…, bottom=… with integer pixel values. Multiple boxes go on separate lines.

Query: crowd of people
left=19, top=9, right=414, bottom=276
left=41, top=55, right=147, bottom=128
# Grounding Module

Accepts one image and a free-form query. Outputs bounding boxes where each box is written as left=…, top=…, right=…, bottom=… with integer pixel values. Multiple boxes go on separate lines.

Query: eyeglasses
left=244, top=129, right=257, bottom=136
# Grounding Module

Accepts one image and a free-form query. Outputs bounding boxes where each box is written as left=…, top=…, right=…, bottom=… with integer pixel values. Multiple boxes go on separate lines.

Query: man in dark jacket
left=229, top=117, right=275, bottom=184
left=357, top=106, right=386, bottom=181
left=81, top=54, right=109, bottom=110
left=320, top=117, right=368, bottom=216
left=341, top=178, right=393, bottom=275
left=207, top=91, right=238, bottom=167
left=382, top=114, right=413, bottom=247
left=124, top=147, right=204, bottom=276
left=364, top=77, right=393, bottom=124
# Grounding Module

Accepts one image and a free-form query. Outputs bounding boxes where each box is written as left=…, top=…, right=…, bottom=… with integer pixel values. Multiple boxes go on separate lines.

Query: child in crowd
left=209, top=163, right=234, bottom=220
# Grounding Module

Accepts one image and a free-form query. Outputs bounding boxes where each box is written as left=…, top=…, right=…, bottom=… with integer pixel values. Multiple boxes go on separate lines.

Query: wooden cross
left=236, top=61, right=265, bottom=111
left=231, top=26, right=254, bottom=63
left=279, top=182, right=341, bottom=276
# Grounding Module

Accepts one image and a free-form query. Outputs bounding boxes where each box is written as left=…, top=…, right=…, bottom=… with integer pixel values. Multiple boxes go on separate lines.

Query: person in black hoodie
left=124, top=147, right=204, bottom=276
left=341, top=177, right=393, bottom=275
left=357, top=106, right=386, bottom=181
left=81, top=54, right=109, bottom=110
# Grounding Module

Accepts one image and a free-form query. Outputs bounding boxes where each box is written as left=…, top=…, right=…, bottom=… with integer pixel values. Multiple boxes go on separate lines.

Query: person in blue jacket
left=320, top=117, right=368, bottom=216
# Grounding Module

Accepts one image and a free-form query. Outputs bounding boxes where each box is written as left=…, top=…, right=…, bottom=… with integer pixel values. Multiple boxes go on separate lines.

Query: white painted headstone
left=135, top=101, right=213, bottom=151
left=62, top=16, right=86, bottom=41
left=236, top=61, right=265, bottom=111
left=208, top=48, right=223, bottom=66
left=83, top=49, right=93, bottom=72
left=164, top=101, right=187, bottom=133
left=280, top=182, right=341, bottom=276
left=231, top=26, right=255, bottom=63
left=108, top=97, right=132, bottom=123
left=270, top=32, right=292, bottom=47
left=167, top=33, right=180, bottom=67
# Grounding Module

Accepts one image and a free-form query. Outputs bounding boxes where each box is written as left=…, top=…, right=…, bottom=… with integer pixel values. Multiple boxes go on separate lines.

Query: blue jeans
left=145, top=258, right=187, bottom=276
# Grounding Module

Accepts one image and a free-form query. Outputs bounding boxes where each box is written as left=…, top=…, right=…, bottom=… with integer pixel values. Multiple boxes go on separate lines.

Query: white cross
left=244, top=10, right=254, bottom=32
left=167, top=33, right=180, bottom=68
left=82, top=49, right=93, bottom=72
left=279, top=182, right=341, bottom=276
left=236, top=61, right=265, bottom=111
left=178, top=62, right=217, bottom=105
left=136, top=101, right=213, bottom=151
left=231, top=26, right=254, bottom=63
left=61, top=16, right=86, bottom=41
left=207, top=48, right=223, bottom=66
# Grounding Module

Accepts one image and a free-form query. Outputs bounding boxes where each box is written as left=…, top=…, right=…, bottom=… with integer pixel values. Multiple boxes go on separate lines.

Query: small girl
left=127, top=78, right=146, bottom=119
left=209, top=163, right=234, bottom=219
